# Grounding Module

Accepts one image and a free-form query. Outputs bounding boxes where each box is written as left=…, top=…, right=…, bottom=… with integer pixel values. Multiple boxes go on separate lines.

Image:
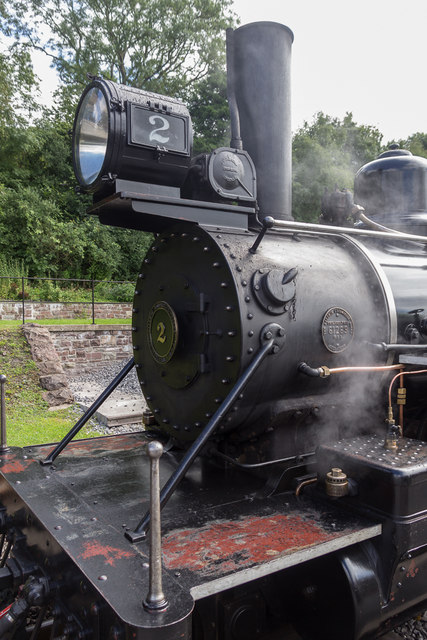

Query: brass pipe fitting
left=325, top=468, right=348, bottom=498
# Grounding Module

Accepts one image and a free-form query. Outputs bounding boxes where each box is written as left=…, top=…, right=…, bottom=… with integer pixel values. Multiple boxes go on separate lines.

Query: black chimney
left=227, top=22, right=294, bottom=221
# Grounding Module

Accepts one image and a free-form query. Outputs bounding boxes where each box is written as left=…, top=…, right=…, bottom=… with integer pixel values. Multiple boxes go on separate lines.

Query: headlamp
left=72, top=77, right=192, bottom=197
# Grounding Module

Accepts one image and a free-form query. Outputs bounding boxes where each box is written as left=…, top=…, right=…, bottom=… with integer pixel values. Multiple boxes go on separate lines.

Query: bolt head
left=264, top=331, right=273, bottom=340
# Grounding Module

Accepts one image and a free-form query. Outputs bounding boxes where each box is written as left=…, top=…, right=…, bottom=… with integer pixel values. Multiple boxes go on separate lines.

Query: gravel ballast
left=67, top=361, right=145, bottom=434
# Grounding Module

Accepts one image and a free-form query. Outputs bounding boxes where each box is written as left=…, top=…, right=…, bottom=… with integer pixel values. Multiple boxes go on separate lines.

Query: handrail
left=270, top=217, right=427, bottom=243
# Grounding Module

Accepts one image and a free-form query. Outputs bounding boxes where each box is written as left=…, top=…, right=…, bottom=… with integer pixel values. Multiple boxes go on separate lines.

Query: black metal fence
left=0, top=276, right=134, bottom=325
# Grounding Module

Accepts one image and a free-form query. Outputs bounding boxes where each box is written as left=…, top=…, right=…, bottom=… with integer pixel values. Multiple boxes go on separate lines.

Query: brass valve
left=325, top=468, right=348, bottom=498
left=396, top=387, right=406, bottom=405
left=384, top=419, right=400, bottom=451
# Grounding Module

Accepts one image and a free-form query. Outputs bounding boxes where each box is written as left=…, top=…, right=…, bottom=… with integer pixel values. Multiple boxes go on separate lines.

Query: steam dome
left=354, top=147, right=427, bottom=232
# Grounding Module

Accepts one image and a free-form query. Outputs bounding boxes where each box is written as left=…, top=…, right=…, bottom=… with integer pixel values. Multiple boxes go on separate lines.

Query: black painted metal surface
left=132, top=222, right=392, bottom=445
left=317, top=435, right=427, bottom=517
left=317, top=434, right=427, bottom=635
left=129, top=336, right=275, bottom=541
left=90, top=189, right=253, bottom=233
left=0, top=433, right=381, bottom=637
left=229, top=22, right=294, bottom=220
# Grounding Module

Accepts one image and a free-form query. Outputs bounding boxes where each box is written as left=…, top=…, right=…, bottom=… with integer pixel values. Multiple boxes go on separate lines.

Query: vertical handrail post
left=0, top=375, right=8, bottom=452
left=91, top=279, right=95, bottom=325
left=22, top=277, right=25, bottom=325
left=143, top=442, right=168, bottom=612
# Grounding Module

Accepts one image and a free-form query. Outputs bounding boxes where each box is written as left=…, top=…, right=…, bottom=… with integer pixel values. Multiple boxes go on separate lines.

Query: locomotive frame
left=1, top=19, right=427, bottom=640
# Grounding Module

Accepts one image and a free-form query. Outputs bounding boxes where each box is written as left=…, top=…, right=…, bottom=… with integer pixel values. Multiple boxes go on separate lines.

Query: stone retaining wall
left=22, top=324, right=74, bottom=407
left=0, top=302, right=132, bottom=321
left=47, top=325, right=132, bottom=372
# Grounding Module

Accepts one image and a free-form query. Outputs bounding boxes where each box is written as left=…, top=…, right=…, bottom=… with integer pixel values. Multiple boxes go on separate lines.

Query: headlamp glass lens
left=74, top=87, right=108, bottom=186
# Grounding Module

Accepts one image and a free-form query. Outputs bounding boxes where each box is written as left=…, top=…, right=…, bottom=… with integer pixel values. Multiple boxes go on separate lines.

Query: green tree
left=0, top=114, right=153, bottom=279
left=388, top=132, right=427, bottom=159
left=0, top=0, right=235, bottom=281
left=188, top=68, right=230, bottom=154
left=292, top=112, right=383, bottom=222
left=2, top=0, right=235, bottom=112
left=0, top=44, right=39, bottom=134
left=0, top=176, right=152, bottom=279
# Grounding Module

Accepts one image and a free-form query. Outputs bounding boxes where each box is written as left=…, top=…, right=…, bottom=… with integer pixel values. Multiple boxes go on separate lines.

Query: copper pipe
left=299, top=362, right=405, bottom=378
left=388, top=369, right=427, bottom=408
left=295, top=477, right=318, bottom=496
left=328, top=364, right=404, bottom=374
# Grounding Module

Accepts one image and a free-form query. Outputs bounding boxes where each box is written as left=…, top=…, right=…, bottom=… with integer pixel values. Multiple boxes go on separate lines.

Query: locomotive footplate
left=0, top=433, right=381, bottom=637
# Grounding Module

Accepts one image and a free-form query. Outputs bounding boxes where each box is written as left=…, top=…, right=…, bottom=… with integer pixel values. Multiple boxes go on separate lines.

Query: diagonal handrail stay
left=41, top=358, right=135, bottom=466
left=126, top=335, right=276, bottom=543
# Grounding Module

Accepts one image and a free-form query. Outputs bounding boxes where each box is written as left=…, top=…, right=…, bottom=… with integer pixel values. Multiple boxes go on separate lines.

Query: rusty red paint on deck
left=162, top=514, right=343, bottom=577
left=0, top=457, right=33, bottom=474
left=79, top=540, right=133, bottom=567
left=66, top=435, right=144, bottom=455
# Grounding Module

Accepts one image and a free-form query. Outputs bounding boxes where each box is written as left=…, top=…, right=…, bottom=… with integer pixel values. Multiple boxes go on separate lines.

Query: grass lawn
left=0, top=327, right=99, bottom=447
left=0, top=317, right=131, bottom=328
left=7, top=406, right=96, bottom=448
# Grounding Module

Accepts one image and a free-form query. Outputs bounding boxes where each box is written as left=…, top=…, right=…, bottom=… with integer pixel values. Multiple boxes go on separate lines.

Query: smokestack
left=227, top=22, right=294, bottom=221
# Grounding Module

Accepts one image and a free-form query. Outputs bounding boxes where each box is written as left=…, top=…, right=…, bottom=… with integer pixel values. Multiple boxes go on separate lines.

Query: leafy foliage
left=0, top=0, right=234, bottom=279
left=390, top=132, right=427, bottom=159
left=0, top=180, right=152, bottom=279
left=2, top=0, right=236, bottom=115
left=188, top=68, right=230, bottom=154
left=0, top=44, right=39, bottom=133
left=0, top=255, right=28, bottom=299
left=292, top=112, right=384, bottom=221
left=0, top=327, right=46, bottom=413
left=0, top=113, right=152, bottom=279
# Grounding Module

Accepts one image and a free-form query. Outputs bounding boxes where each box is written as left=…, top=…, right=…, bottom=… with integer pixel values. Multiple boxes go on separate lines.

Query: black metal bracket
left=41, top=358, right=135, bottom=466
left=260, top=323, right=286, bottom=353
left=126, top=330, right=279, bottom=542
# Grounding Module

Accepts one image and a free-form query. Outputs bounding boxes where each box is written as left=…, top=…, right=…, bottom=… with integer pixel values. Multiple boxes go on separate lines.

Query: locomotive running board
left=164, top=500, right=382, bottom=601
left=0, top=434, right=381, bottom=620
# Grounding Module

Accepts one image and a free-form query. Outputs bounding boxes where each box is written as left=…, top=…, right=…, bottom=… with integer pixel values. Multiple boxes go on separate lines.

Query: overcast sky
left=232, top=0, right=426, bottom=142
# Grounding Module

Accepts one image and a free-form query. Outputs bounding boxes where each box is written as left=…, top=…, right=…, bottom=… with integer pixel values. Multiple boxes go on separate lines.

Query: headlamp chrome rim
left=73, top=85, right=108, bottom=188
left=72, top=77, right=193, bottom=196
left=72, top=78, right=122, bottom=193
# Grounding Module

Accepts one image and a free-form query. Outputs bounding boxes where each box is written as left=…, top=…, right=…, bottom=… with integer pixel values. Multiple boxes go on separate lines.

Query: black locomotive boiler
left=0, top=20, right=427, bottom=640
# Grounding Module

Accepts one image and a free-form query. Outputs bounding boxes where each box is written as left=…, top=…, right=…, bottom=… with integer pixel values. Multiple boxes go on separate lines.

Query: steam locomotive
left=0, top=20, right=427, bottom=640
